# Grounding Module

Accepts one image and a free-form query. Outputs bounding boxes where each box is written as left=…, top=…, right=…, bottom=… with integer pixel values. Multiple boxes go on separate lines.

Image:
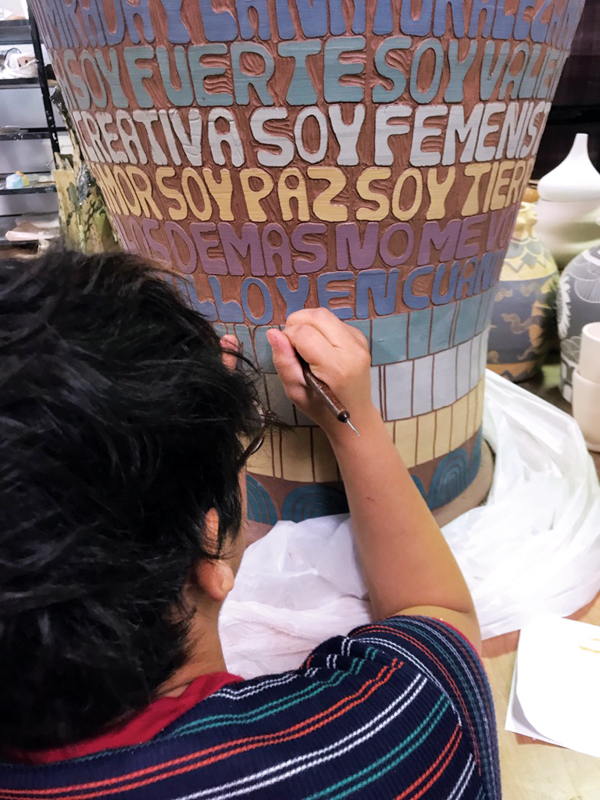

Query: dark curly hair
left=0, top=249, right=261, bottom=752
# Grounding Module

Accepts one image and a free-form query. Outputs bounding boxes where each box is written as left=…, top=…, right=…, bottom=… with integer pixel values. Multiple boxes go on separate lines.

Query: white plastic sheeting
left=221, top=370, right=600, bottom=678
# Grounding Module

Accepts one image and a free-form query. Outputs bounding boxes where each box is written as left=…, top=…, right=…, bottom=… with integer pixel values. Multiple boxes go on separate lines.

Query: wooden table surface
left=482, top=593, right=600, bottom=799
left=481, top=362, right=600, bottom=799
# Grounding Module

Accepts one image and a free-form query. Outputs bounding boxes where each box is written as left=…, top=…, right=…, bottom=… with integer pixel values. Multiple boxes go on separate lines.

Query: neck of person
left=160, top=598, right=229, bottom=698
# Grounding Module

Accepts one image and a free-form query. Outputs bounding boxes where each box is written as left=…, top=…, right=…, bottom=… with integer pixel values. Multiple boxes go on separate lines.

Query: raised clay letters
left=31, top=0, right=582, bottom=326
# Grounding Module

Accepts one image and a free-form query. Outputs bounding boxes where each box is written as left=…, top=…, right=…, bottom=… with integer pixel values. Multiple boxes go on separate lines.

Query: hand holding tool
left=297, top=354, right=360, bottom=437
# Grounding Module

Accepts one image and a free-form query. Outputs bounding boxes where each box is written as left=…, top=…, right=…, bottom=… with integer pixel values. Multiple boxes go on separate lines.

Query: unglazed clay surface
left=30, top=0, right=586, bottom=521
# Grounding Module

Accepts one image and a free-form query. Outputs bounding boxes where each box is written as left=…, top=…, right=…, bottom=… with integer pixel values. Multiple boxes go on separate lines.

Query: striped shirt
left=0, top=616, right=501, bottom=799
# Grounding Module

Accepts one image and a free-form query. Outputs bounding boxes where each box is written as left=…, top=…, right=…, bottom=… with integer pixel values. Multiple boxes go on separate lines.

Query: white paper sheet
left=505, top=617, right=600, bottom=758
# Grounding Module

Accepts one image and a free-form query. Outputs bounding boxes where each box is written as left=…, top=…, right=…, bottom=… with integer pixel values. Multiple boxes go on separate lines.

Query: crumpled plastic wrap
left=220, top=370, right=600, bottom=678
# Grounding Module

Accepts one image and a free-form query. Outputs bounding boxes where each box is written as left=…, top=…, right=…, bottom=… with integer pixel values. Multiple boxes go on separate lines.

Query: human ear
left=193, top=558, right=235, bottom=603
left=189, top=508, right=235, bottom=603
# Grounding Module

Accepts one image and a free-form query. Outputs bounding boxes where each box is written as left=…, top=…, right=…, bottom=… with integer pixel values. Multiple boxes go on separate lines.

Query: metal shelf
left=0, top=215, right=40, bottom=248
left=0, top=128, right=66, bottom=141
left=28, top=3, right=61, bottom=156
left=1, top=5, right=61, bottom=159
left=0, top=236, right=39, bottom=249
left=0, top=238, right=38, bottom=248
left=0, top=76, right=38, bottom=88
left=0, top=185, right=56, bottom=195
left=0, top=173, right=56, bottom=195
left=0, top=5, right=61, bottom=231
left=0, top=19, right=31, bottom=45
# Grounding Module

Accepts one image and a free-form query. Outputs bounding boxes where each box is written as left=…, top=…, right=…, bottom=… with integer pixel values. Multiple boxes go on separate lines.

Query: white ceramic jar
left=572, top=322, right=600, bottom=452
left=536, top=134, right=600, bottom=269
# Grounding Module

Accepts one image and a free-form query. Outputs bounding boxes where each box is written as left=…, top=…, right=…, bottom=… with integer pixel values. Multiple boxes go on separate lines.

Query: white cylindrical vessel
left=578, top=322, right=600, bottom=384
left=572, top=369, right=600, bottom=452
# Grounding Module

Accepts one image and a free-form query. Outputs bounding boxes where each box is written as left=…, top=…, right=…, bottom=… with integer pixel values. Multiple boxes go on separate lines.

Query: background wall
left=534, top=0, right=600, bottom=177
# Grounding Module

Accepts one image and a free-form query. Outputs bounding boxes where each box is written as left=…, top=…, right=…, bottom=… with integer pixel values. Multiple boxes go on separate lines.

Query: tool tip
left=346, top=419, right=360, bottom=437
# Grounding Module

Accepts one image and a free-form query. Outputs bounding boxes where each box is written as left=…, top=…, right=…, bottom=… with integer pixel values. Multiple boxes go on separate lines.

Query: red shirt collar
left=10, top=671, right=242, bottom=765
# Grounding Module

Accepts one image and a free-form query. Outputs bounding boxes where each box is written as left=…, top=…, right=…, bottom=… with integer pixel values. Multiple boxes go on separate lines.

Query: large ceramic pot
left=29, top=0, right=586, bottom=524
left=558, top=245, right=600, bottom=402
left=487, top=201, right=558, bottom=381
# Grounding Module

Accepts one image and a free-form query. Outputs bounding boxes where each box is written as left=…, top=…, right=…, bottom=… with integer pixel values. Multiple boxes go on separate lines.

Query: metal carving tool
left=297, top=354, right=360, bottom=437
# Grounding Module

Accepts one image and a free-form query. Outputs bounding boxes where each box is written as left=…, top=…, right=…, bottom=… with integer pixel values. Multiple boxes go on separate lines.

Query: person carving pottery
left=0, top=251, right=500, bottom=798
